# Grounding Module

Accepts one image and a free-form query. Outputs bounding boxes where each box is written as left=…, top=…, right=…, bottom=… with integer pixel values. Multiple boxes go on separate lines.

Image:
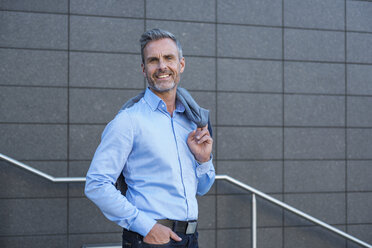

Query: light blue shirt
left=85, top=88, right=215, bottom=237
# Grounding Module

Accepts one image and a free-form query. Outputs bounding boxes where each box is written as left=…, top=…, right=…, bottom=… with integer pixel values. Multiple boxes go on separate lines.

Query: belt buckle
left=186, top=221, right=197, bottom=234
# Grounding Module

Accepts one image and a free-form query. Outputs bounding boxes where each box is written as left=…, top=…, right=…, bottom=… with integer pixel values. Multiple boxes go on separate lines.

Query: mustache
left=154, top=70, right=173, bottom=76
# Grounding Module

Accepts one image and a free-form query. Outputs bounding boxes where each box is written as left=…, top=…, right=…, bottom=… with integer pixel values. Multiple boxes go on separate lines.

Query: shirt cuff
left=129, top=210, right=157, bottom=237
left=196, top=156, right=213, bottom=177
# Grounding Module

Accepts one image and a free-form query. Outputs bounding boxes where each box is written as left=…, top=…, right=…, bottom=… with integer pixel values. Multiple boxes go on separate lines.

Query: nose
left=157, top=59, right=167, bottom=70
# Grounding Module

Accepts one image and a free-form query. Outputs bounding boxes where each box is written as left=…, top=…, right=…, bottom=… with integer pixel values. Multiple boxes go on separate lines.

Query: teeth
left=158, top=74, right=169, bottom=78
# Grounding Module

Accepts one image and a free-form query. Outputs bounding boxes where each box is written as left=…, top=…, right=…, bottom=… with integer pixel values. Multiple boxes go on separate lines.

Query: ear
left=179, top=57, right=185, bottom=74
left=141, top=63, right=146, bottom=76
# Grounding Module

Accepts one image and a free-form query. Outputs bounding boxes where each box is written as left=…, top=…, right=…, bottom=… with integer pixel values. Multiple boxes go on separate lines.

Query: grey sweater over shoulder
left=119, top=87, right=213, bottom=137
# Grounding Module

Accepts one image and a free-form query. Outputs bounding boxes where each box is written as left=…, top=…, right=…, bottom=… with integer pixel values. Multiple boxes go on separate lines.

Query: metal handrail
left=1, top=153, right=371, bottom=248
left=216, top=175, right=371, bottom=248
left=0, top=153, right=85, bottom=183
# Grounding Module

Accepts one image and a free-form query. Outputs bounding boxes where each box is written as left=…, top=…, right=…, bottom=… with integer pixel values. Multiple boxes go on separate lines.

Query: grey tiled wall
left=1, top=1, right=371, bottom=248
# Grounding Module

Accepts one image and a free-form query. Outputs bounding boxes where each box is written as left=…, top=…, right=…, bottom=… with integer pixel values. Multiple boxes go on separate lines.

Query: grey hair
left=140, top=28, right=183, bottom=64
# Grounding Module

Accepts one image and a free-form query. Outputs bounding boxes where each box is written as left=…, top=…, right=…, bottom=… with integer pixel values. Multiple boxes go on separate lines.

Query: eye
left=148, top=58, right=158, bottom=63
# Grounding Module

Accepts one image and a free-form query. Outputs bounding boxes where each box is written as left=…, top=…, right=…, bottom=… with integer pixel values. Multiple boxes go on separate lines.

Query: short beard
left=147, top=78, right=177, bottom=93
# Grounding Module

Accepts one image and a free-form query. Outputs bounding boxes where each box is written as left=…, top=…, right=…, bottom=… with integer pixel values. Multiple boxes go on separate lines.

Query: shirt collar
left=175, top=99, right=185, bottom=113
left=144, top=87, right=185, bottom=113
left=144, top=88, right=162, bottom=111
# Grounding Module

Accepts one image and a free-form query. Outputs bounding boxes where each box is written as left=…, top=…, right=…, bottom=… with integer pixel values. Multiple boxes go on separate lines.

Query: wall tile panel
left=0, top=12, right=67, bottom=49
left=198, top=230, right=215, bottom=248
left=69, top=161, right=90, bottom=178
left=0, top=235, right=67, bottom=248
left=284, top=193, right=346, bottom=226
left=147, top=0, right=214, bottom=22
left=347, top=64, right=372, bottom=96
left=217, top=127, right=283, bottom=160
left=284, top=160, right=345, bottom=193
left=218, top=25, right=282, bottom=59
left=69, top=161, right=90, bottom=197
left=69, top=197, right=121, bottom=233
left=0, top=160, right=67, bottom=198
left=347, top=129, right=372, bottom=159
left=0, top=198, right=67, bottom=235
left=285, top=29, right=344, bottom=62
left=70, top=0, right=144, bottom=18
left=69, top=124, right=104, bottom=160
left=284, top=226, right=347, bottom=248
left=347, top=96, right=372, bottom=127
left=217, top=161, right=283, bottom=194
left=70, top=16, right=143, bottom=52
left=218, top=92, right=282, bottom=126
left=0, top=124, right=67, bottom=160
left=70, top=52, right=143, bottom=89
left=285, top=128, right=345, bottom=159
left=284, top=95, right=345, bottom=126
left=217, top=228, right=251, bottom=248
left=284, top=62, right=345, bottom=94
left=0, top=0, right=68, bottom=13
left=0, top=86, right=67, bottom=123
left=347, top=1, right=372, bottom=32
left=348, top=224, right=372, bottom=247
left=190, top=91, right=216, bottom=125
left=182, top=57, right=216, bottom=91
left=0, top=49, right=67, bottom=86
left=347, top=32, right=372, bottom=63
left=146, top=20, right=215, bottom=57
left=217, top=194, right=283, bottom=228
left=197, top=195, right=216, bottom=229
left=347, top=192, right=372, bottom=224
left=284, top=0, right=344, bottom=30
left=218, top=59, right=282, bottom=92
left=69, top=88, right=141, bottom=124
left=69, top=233, right=121, bottom=248
left=217, top=0, right=281, bottom=26
left=217, top=227, right=283, bottom=248
left=347, top=160, right=372, bottom=191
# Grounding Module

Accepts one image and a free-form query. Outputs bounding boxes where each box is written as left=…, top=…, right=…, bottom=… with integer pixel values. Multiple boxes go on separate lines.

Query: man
left=85, top=28, right=215, bottom=248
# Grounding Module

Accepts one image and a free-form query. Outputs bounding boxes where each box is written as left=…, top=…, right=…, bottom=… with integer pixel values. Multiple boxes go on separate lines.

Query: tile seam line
left=0, top=227, right=273, bottom=238
left=0, top=85, right=148, bottom=91
left=144, top=0, right=147, bottom=90
left=282, top=0, right=286, bottom=246
left=6, top=158, right=371, bottom=162
left=2, top=223, right=370, bottom=238
left=215, top=125, right=372, bottom=129
left=0, top=231, right=124, bottom=237
left=0, top=47, right=141, bottom=55
left=10, top=158, right=372, bottom=162
left=6, top=84, right=372, bottom=97
left=345, top=0, right=349, bottom=241
left=6, top=123, right=372, bottom=129
left=214, top=0, right=218, bottom=247
left=210, top=224, right=367, bottom=231
left=66, top=0, right=71, bottom=247
left=217, top=158, right=372, bottom=161
left=215, top=191, right=372, bottom=195
left=3, top=191, right=372, bottom=200
left=2, top=47, right=372, bottom=65
left=2, top=192, right=371, bottom=199
left=4, top=51, right=372, bottom=66
left=2, top=9, right=372, bottom=34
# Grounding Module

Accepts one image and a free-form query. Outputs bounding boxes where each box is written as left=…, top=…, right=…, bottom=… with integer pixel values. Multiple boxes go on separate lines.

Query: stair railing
left=1, top=152, right=371, bottom=248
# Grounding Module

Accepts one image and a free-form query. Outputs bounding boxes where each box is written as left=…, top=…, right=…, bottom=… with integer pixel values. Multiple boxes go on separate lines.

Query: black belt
left=157, top=219, right=197, bottom=234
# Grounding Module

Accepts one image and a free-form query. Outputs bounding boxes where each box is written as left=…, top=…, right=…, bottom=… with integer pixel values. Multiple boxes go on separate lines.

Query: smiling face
left=141, top=38, right=185, bottom=93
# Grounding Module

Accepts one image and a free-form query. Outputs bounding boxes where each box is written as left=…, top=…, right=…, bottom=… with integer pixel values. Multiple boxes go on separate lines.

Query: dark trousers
left=122, top=228, right=199, bottom=248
